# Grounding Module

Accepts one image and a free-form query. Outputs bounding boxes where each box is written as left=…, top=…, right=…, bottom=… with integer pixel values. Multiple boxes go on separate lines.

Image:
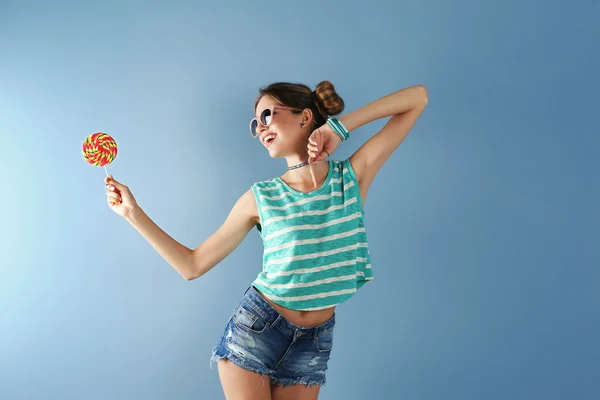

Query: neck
left=285, top=155, right=309, bottom=171
left=283, top=157, right=329, bottom=189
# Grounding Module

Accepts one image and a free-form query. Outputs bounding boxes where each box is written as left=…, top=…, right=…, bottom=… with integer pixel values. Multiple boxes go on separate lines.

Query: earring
left=300, top=122, right=305, bottom=127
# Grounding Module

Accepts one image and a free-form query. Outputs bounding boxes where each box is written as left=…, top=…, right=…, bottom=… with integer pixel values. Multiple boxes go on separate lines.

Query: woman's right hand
left=105, top=175, right=139, bottom=219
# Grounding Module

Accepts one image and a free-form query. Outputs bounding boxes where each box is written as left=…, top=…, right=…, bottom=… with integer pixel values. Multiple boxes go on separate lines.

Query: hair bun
left=314, top=81, right=344, bottom=116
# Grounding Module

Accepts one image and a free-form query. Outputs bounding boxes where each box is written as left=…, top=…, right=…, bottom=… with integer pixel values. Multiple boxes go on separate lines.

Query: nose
left=256, top=122, right=268, bottom=135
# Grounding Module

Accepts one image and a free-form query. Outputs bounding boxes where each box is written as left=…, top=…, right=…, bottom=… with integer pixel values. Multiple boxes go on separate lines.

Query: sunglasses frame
left=250, top=105, right=303, bottom=138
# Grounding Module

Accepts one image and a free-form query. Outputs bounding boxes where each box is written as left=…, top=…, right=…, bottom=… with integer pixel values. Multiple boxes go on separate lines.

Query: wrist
left=327, top=117, right=350, bottom=141
left=338, top=111, right=364, bottom=134
left=125, top=205, right=144, bottom=225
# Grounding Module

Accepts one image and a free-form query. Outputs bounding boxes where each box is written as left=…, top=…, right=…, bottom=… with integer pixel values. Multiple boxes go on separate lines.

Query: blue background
left=1, top=0, right=598, bottom=399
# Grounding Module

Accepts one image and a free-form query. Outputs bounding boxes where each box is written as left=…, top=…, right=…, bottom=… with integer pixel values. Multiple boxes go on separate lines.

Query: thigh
left=271, top=383, right=321, bottom=400
left=218, top=359, right=272, bottom=400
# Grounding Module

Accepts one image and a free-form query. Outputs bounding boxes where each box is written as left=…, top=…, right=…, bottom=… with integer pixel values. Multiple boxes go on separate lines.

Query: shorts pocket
left=232, top=301, right=269, bottom=333
left=316, top=327, right=334, bottom=353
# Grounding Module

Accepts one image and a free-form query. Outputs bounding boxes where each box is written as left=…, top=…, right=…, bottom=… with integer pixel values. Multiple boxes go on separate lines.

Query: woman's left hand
left=307, top=124, right=342, bottom=163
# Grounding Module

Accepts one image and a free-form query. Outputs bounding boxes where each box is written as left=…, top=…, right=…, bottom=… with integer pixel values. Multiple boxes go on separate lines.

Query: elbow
left=182, top=273, right=196, bottom=281
left=182, top=266, right=204, bottom=281
left=417, top=85, right=428, bottom=105
left=181, top=258, right=201, bottom=281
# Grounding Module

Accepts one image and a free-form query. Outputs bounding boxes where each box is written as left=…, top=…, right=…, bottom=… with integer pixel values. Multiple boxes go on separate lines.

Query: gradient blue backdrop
left=1, top=0, right=598, bottom=399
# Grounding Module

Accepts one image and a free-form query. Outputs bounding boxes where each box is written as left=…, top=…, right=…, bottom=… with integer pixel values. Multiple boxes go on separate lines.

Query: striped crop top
left=250, top=158, right=374, bottom=311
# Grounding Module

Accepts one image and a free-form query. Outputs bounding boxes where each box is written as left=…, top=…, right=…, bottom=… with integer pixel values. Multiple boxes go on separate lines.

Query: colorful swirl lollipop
left=82, top=132, right=118, bottom=175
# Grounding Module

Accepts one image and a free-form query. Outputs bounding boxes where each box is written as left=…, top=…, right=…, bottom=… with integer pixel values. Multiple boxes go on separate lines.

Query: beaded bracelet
left=327, top=117, right=350, bottom=141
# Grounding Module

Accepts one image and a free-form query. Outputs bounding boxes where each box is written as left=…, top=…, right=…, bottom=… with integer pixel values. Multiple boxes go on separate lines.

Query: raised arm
left=343, top=85, right=428, bottom=200
left=342, top=85, right=428, bottom=201
left=105, top=176, right=258, bottom=280
left=306, top=85, right=428, bottom=205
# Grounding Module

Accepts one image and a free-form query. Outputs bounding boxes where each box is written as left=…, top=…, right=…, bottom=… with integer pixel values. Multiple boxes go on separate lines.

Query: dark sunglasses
left=249, top=106, right=302, bottom=138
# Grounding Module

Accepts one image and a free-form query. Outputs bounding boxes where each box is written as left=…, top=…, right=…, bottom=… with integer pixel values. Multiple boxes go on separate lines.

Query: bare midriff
left=255, top=288, right=335, bottom=328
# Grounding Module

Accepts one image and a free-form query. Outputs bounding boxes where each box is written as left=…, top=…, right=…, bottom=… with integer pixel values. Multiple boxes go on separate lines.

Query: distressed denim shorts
left=210, top=285, right=336, bottom=388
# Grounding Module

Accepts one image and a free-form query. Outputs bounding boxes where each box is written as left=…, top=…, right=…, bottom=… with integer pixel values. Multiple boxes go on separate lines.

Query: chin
left=266, top=145, right=284, bottom=158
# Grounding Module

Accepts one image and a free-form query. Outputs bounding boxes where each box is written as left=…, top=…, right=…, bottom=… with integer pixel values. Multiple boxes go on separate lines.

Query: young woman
left=104, top=81, right=428, bottom=400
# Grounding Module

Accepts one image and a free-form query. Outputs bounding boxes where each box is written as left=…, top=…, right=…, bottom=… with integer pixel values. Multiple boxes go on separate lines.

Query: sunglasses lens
left=261, top=108, right=273, bottom=126
left=250, top=119, right=258, bottom=137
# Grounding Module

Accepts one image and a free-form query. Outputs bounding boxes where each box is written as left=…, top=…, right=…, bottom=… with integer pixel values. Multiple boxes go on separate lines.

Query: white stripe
left=343, top=181, right=354, bottom=191
left=265, top=258, right=361, bottom=278
left=264, top=212, right=363, bottom=242
left=255, top=273, right=357, bottom=289
left=263, top=197, right=358, bottom=227
left=261, top=191, right=344, bottom=211
left=260, top=182, right=283, bottom=191
left=265, top=227, right=366, bottom=254
left=266, top=242, right=369, bottom=267
left=259, top=191, right=295, bottom=201
left=262, top=288, right=357, bottom=302
left=297, top=304, right=340, bottom=311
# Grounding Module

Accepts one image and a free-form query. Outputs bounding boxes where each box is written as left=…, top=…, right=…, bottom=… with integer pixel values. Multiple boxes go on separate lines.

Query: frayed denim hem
left=210, top=348, right=326, bottom=389
left=210, top=348, right=274, bottom=388
left=270, top=374, right=326, bottom=388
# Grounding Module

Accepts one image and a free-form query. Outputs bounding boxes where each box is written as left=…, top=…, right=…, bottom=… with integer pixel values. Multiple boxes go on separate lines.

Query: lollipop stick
left=104, top=166, right=109, bottom=176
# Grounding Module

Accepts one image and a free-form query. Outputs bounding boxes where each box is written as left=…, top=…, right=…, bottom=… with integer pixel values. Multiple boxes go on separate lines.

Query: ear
left=301, top=108, right=314, bottom=126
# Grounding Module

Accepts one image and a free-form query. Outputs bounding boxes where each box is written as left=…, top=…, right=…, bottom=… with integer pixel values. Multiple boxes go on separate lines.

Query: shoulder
left=250, top=177, right=281, bottom=195
left=252, top=177, right=279, bottom=188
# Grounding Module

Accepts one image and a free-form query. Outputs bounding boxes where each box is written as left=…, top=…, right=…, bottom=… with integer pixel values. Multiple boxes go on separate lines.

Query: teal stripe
left=265, top=208, right=355, bottom=230
left=260, top=265, right=359, bottom=284
left=253, top=284, right=355, bottom=310
left=266, top=210, right=356, bottom=232
left=265, top=219, right=364, bottom=248
left=258, top=278, right=357, bottom=297
left=260, top=194, right=345, bottom=212
left=266, top=236, right=366, bottom=261
left=265, top=243, right=368, bottom=271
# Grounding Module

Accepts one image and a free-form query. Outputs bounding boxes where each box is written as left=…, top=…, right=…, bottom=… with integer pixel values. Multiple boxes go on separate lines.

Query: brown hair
left=254, top=81, right=344, bottom=129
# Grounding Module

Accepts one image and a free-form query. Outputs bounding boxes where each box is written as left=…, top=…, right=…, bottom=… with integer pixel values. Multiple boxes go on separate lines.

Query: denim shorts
left=210, top=285, right=336, bottom=388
